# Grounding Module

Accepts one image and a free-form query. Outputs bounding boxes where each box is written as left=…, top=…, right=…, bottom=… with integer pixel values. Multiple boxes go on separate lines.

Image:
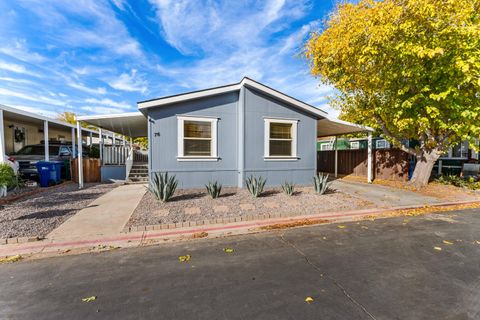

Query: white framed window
left=375, top=139, right=390, bottom=149
left=441, top=141, right=469, bottom=159
left=350, top=141, right=360, bottom=149
left=264, top=118, right=298, bottom=160
left=320, top=144, right=333, bottom=151
left=177, top=116, right=218, bottom=161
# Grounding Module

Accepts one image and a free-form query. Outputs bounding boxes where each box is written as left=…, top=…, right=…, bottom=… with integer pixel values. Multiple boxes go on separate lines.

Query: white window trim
left=320, top=144, right=333, bottom=151
left=177, top=116, right=218, bottom=161
left=264, top=118, right=298, bottom=160
left=350, top=141, right=360, bottom=150
left=375, top=139, right=390, bottom=149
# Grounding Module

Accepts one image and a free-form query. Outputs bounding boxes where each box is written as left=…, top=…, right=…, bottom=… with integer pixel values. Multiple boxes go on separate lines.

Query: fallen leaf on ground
left=223, top=248, right=234, bottom=253
left=82, top=296, right=97, bottom=303
left=442, top=240, right=454, bottom=245
left=260, top=219, right=328, bottom=230
left=475, top=241, right=480, bottom=245
left=305, top=297, right=314, bottom=303
left=434, top=247, right=442, bottom=251
left=361, top=226, right=368, bottom=229
left=0, top=255, right=22, bottom=264
left=179, top=255, right=191, bottom=262
left=337, top=225, right=346, bottom=229
left=192, top=232, right=208, bottom=239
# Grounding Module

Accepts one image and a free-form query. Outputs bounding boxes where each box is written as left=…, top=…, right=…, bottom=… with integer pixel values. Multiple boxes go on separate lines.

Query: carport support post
left=0, top=110, right=5, bottom=163
left=99, top=128, right=103, bottom=163
left=44, top=120, right=49, bottom=161
left=334, top=136, right=338, bottom=178
left=367, top=132, right=373, bottom=183
left=71, top=127, right=76, bottom=159
left=77, top=121, right=83, bottom=189
left=89, top=132, right=93, bottom=146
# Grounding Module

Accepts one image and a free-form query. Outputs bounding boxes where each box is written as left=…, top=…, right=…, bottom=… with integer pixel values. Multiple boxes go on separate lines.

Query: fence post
left=367, top=132, right=373, bottom=183
left=334, top=136, right=338, bottom=178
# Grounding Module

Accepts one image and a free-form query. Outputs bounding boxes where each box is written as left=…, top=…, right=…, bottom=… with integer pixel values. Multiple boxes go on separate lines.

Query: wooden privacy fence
left=103, top=146, right=129, bottom=165
left=317, top=149, right=410, bottom=181
left=71, top=158, right=101, bottom=183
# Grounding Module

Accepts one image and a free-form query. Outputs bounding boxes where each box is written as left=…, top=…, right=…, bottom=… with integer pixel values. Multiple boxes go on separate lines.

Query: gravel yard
left=0, top=183, right=118, bottom=239
left=127, top=186, right=375, bottom=227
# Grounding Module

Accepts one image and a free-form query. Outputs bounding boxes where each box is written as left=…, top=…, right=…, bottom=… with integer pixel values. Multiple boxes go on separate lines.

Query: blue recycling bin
left=35, top=162, right=51, bottom=187
left=35, top=161, right=64, bottom=187
left=50, top=161, right=64, bottom=184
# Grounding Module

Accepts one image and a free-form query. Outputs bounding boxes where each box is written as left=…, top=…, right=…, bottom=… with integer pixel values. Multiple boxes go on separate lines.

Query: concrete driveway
left=1, top=208, right=479, bottom=319
left=331, top=179, right=442, bottom=207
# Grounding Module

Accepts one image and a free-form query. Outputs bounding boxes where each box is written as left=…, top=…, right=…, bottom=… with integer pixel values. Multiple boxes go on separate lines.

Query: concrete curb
left=122, top=198, right=480, bottom=233
left=1, top=199, right=479, bottom=258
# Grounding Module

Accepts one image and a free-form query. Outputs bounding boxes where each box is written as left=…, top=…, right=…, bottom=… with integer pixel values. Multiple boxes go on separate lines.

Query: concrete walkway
left=47, top=184, right=146, bottom=241
left=331, top=180, right=442, bottom=207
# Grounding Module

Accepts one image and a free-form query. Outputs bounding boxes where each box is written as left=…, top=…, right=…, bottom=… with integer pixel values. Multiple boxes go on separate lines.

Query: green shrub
left=206, top=181, right=222, bottom=199
left=281, top=182, right=295, bottom=196
left=245, top=175, right=266, bottom=197
left=149, top=172, right=178, bottom=202
left=313, top=172, right=330, bottom=195
left=436, top=174, right=480, bottom=190
left=0, top=164, right=16, bottom=189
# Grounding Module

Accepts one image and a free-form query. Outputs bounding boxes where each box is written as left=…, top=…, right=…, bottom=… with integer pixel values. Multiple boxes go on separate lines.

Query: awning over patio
left=78, top=112, right=147, bottom=138
left=317, top=117, right=373, bottom=137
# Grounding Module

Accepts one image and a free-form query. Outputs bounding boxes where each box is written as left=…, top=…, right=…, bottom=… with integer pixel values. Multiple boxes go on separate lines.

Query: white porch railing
left=103, top=146, right=129, bottom=165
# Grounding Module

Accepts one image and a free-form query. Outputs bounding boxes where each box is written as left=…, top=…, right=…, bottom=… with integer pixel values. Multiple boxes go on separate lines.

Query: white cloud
left=108, top=69, right=148, bottom=94
left=146, top=0, right=331, bottom=113
left=0, top=76, right=34, bottom=85
left=0, top=39, right=46, bottom=63
left=0, top=87, right=66, bottom=106
left=67, top=81, right=107, bottom=95
left=0, top=61, right=29, bottom=74
left=80, top=106, right=127, bottom=114
left=15, top=1, right=143, bottom=58
left=84, top=98, right=132, bottom=110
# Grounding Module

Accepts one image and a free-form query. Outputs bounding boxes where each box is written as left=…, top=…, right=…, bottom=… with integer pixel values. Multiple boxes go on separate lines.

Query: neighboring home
left=79, top=77, right=373, bottom=188
left=317, top=137, right=394, bottom=151
left=318, top=135, right=479, bottom=177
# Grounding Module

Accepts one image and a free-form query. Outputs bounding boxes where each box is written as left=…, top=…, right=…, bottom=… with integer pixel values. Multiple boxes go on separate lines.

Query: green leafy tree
left=305, top=0, right=480, bottom=187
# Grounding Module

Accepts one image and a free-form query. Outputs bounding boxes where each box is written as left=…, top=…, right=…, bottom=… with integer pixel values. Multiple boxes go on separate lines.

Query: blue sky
left=0, top=0, right=337, bottom=119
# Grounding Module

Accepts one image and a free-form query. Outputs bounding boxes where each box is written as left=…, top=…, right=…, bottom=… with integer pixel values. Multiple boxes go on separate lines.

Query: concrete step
left=128, top=177, right=149, bottom=183
left=129, top=169, right=148, bottom=174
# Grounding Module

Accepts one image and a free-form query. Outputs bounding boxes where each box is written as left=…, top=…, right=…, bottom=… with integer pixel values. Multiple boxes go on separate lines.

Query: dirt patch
left=127, top=186, right=375, bottom=227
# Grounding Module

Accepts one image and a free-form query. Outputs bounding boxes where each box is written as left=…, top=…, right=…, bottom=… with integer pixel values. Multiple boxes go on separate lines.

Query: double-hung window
left=264, top=118, right=298, bottom=160
left=177, top=116, right=218, bottom=160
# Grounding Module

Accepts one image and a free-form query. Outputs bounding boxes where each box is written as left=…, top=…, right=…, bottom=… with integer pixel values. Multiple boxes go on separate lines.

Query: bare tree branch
left=373, top=114, right=420, bottom=156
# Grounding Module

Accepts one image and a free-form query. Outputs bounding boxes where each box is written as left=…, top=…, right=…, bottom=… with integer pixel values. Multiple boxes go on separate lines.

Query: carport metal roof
left=77, top=112, right=147, bottom=138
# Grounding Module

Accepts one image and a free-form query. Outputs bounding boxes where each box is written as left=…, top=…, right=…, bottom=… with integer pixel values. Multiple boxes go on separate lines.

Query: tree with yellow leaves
left=305, top=0, right=480, bottom=187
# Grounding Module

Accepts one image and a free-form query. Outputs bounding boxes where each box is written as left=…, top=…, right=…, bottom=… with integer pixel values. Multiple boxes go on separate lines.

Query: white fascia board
left=136, top=77, right=331, bottom=119
left=138, top=83, right=242, bottom=109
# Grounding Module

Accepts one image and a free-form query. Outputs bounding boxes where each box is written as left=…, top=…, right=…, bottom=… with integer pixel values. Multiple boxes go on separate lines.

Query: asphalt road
left=1, top=208, right=480, bottom=320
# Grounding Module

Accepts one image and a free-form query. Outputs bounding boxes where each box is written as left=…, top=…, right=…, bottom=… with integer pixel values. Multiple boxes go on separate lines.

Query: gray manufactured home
left=78, top=77, right=373, bottom=188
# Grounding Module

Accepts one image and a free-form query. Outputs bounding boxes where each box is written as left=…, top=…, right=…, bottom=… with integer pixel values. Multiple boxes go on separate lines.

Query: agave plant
left=281, top=182, right=295, bottom=196
left=206, top=181, right=222, bottom=199
left=149, top=172, right=178, bottom=202
left=245, top=175, right=266, bottom=197
left=313, top=172, right=330, bottom=195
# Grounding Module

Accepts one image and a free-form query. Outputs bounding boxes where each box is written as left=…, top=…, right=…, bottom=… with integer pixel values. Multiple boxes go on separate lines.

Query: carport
left=76, top=112, right=147, bottom=188
left=0, top=104, right=99, bottom=163
left=316, top=117, right=374, bottom=182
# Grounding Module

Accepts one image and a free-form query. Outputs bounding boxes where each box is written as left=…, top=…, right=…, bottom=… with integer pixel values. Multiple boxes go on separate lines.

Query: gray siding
left=147, top=88, right=318, bottom=189
left=148, top=92, right=238, bottom=189
left=243, top=87, right=317, bottom=186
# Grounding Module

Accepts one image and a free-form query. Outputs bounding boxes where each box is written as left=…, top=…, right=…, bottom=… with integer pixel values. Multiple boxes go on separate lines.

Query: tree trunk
left=409, top=149, right=441, bottom=188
